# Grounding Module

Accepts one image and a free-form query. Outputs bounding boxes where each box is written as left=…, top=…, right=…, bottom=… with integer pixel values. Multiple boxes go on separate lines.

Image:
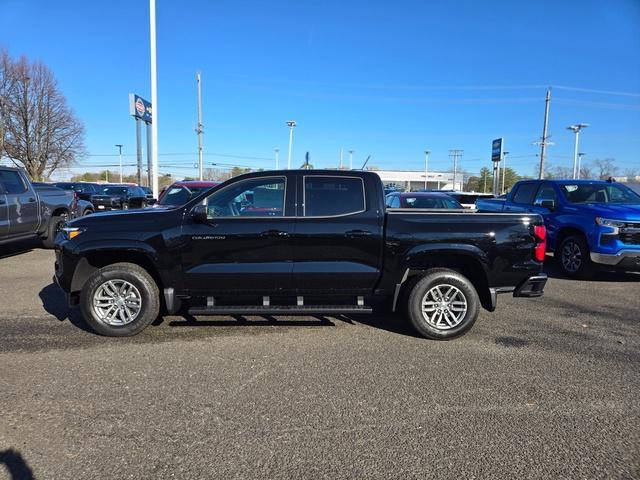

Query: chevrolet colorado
left=54, top=170, right=547, bottom=339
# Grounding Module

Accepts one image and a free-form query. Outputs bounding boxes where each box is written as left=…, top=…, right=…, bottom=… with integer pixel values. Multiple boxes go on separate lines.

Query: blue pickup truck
left=476, top=179, right=640, bottom=277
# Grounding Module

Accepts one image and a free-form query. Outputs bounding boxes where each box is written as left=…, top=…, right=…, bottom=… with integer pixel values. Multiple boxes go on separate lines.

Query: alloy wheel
left=421, top=284, right=468, bottom=330
left=92, top=279, right=142, bottom=326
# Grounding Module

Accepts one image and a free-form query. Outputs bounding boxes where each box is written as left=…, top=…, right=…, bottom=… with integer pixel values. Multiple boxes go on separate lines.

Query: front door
left=181, top=174, right=296, bottom=295
left=292, top=174, right=383, bottom=295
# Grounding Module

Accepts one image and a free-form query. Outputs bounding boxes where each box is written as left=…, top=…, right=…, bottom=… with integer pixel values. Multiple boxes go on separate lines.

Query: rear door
left=504, top=182, right=538, bottom=212
left=180, top=174, right=296, bottom=294
left=0, top=170, right=39, bottom=237
left=292, top=174, right=384, bottom=294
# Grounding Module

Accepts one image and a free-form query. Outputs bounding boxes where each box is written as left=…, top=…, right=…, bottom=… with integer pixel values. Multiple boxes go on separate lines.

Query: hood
left=572, top=203, right=640, bottom=221
left=68, top=206, right=174, bottom=227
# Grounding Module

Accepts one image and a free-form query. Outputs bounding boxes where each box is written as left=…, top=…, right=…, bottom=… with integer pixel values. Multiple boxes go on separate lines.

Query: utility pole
left=286, top=120, right=296, bottom=169
left=501, top=150, right=509, bottom=194
left=449, top=149, right=463, bottom=190
left=538, top=88, right=552, bottom=179
left=274, top=148, right=279, bottom=169
left=577, top=152, right=586, bottom=179
left=115, top=144, right=124, bottom=183
left=196, top=71, right=204, bottom=181
left=349, top=149, right=354, bottom=170
left=567, top=123, right=589, bottom=179
left=424, top=150, right=430, bottom=190
left=149, top=0, right=159, bottom=197
left=135, top=119, right=143, bottom=185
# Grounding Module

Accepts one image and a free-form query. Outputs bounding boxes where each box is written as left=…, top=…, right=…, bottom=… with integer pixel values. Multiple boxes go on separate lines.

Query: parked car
left=0, top=166, right=75, bottom=248
left=53, top=182, right=101, bottom=202
left=434, top=191, right=494, bottom=209
left=385, top=191, right=464, bottom=209
left=54, top=170, right=547, bottom=339
left=139, top=186, right=156, bottom=205
left=157, top=181, right=219, bottom=207
left=475, top=179, right=640, bottom=277
left=91, top=184, right=149, bottom=211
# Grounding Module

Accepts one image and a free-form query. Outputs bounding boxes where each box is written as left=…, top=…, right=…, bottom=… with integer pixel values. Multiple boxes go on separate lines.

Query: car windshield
left=403, top=196, right=462, bottom=209
left=101, top=186, right=127, bottom=195
left=560, top=183, right=640, bottom=205
left=158, top=186, right=204, bottom=206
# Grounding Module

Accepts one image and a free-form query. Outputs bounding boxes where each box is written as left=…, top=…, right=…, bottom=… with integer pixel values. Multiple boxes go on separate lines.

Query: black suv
left=91, top=185, right=148, bottom=211
left=53, top=182, right=101, bottom=201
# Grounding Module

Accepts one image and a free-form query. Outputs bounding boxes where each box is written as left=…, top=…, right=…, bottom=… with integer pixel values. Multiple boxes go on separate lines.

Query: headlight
left=595, top=217, right=626, bottom=228
left=62, top=226, right=84, bottom=240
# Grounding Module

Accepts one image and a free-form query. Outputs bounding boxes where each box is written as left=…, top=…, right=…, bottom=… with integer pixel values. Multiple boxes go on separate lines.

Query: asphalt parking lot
left=1, top=241, right=639, bottom=479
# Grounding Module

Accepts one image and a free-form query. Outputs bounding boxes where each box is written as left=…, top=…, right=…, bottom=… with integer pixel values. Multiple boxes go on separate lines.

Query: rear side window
left=512, top=183, right=538, bottom=204
left=304, top=176, right=365, bottom=217
left=0, top=170, right=27, bottom=194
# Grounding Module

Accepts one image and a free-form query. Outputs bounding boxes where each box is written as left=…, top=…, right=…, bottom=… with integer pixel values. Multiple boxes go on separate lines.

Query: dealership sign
left=129, top=93, right=152, bottom=123
left=491, top=138, right=503, bottom=162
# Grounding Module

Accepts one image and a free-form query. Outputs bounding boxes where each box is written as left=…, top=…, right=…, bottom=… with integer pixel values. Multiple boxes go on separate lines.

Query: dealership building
left=372, top=169, right=460, bottom=191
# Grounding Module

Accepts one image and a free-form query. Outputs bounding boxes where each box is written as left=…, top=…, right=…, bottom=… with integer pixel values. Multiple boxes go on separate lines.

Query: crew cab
left=0, top=166, right=75, bottom=248
left=54, top=170, right=547, bottom=339
left=476, top=179, right=640, bottom=277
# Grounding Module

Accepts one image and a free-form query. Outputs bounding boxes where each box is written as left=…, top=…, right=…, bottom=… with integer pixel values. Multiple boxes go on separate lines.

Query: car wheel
left=41, top=212, right=68, bottom=248
left=558, top=235, right=593, bottom=279
left=122, top=202, right=129, bottom=210
left=83, top=208, right=93, bottom=216
left=406, top=269, right=479, bottom=340
left=80, top=262, right=160, bottom=337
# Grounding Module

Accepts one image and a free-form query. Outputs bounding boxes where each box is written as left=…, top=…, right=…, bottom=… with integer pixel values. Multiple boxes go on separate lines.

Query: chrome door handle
left=260, top=230, right=288, bottom=237
left=345, top=230, right=372, bottom=238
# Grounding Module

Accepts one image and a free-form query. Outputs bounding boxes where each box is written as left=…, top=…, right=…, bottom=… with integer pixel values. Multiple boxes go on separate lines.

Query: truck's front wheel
left=80, top=263, right=160, bottom=336
left=406, top=269, right=479, bottom=340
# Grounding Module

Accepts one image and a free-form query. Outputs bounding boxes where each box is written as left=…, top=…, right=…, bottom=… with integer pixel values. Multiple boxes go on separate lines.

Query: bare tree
left=1, top=52, right=85, bottom=180
left=593, top=158, right=618, bottom=180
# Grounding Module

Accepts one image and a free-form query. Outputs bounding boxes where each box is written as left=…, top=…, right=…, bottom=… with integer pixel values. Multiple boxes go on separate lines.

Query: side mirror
left=540, top=200, right=555, bottom=211
left=191, top=204, right=208, bottom=223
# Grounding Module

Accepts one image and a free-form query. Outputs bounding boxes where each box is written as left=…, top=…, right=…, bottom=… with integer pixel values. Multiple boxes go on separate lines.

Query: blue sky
left=1, top=0, right=639, bottom=179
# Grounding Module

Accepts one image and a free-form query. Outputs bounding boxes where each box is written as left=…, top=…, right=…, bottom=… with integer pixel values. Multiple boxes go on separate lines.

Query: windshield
left=403, top=196, right=462, bottom=209
left=560, top=183, right=640, bottom=205
left=158, top=186, right=204, bottom=206
left=101, top=186, right=127, bottom=195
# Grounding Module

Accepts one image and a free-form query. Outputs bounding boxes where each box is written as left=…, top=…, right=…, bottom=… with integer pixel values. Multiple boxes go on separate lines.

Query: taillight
left=533, top=224, right=547, bottom=262
left=72, top=191, right=79, bottom=212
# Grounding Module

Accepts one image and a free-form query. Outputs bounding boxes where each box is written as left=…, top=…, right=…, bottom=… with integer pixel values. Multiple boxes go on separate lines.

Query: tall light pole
left=115, top=144, right=124, bottom=183
left=286, top=120, right=296, bottom=169
left=424, top=150, right=430, bottom=190
left=274, top=148, right=280, bottom=169
left=149, top=0, right=159, bottom=197
left=501, top=150, right=509, bottom=194
left=567, top=123, right=589, bottom=179
left=349, top=150, right=354, bottom=170
left=196, top=71, right=204, bottom=181
left=577, top=152, right=586, bottom=179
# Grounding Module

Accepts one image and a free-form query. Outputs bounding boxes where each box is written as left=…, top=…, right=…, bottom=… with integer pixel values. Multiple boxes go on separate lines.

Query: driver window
left=533, top=183, right=558, bottom=206
left=205, top=177, right=286, bottom=218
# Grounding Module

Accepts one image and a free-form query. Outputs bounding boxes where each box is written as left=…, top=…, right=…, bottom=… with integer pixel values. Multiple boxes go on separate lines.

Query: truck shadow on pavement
left=544, top=259, right=640, bottom=282
left=0, top=449, right=35, bottom=480
left=0, top=238, right=42, bottom=260
left=38, top=283, right=93, bottom=333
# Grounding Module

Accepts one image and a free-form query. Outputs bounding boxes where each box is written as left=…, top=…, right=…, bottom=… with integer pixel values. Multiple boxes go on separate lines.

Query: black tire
left=405, top=269, right=480, bottom=340
left=83, top=208, right=94, bottom=216
left=557, top=235, right=594, bottom=279
left=41, top=213, right=68, bottom=248
left=80, top=262, right=160, bottom=337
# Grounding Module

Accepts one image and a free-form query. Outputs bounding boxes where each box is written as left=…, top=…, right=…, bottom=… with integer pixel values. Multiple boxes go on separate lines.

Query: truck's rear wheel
left=41, top=213, right=68, bottom=248
left=80, top=262, right=160, bottom=336
left=406, top=269, right=479, bottom=340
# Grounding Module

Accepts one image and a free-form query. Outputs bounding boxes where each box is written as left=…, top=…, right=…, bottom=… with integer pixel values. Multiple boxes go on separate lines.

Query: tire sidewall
left=558, top=235, right=592, bottom=278
left=42, top=213, right=67, bottom=248
left=407, top=270, right=479, bottom=340
left=80, top=266, right=159, bottom=336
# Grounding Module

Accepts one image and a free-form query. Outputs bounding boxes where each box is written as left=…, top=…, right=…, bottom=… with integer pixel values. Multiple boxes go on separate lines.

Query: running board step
left=188, top=305, right=372, bottom=315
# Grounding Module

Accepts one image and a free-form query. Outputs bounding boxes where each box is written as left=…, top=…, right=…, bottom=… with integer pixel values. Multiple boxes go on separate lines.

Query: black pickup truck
left=54, top=170, right=547, bottom=339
